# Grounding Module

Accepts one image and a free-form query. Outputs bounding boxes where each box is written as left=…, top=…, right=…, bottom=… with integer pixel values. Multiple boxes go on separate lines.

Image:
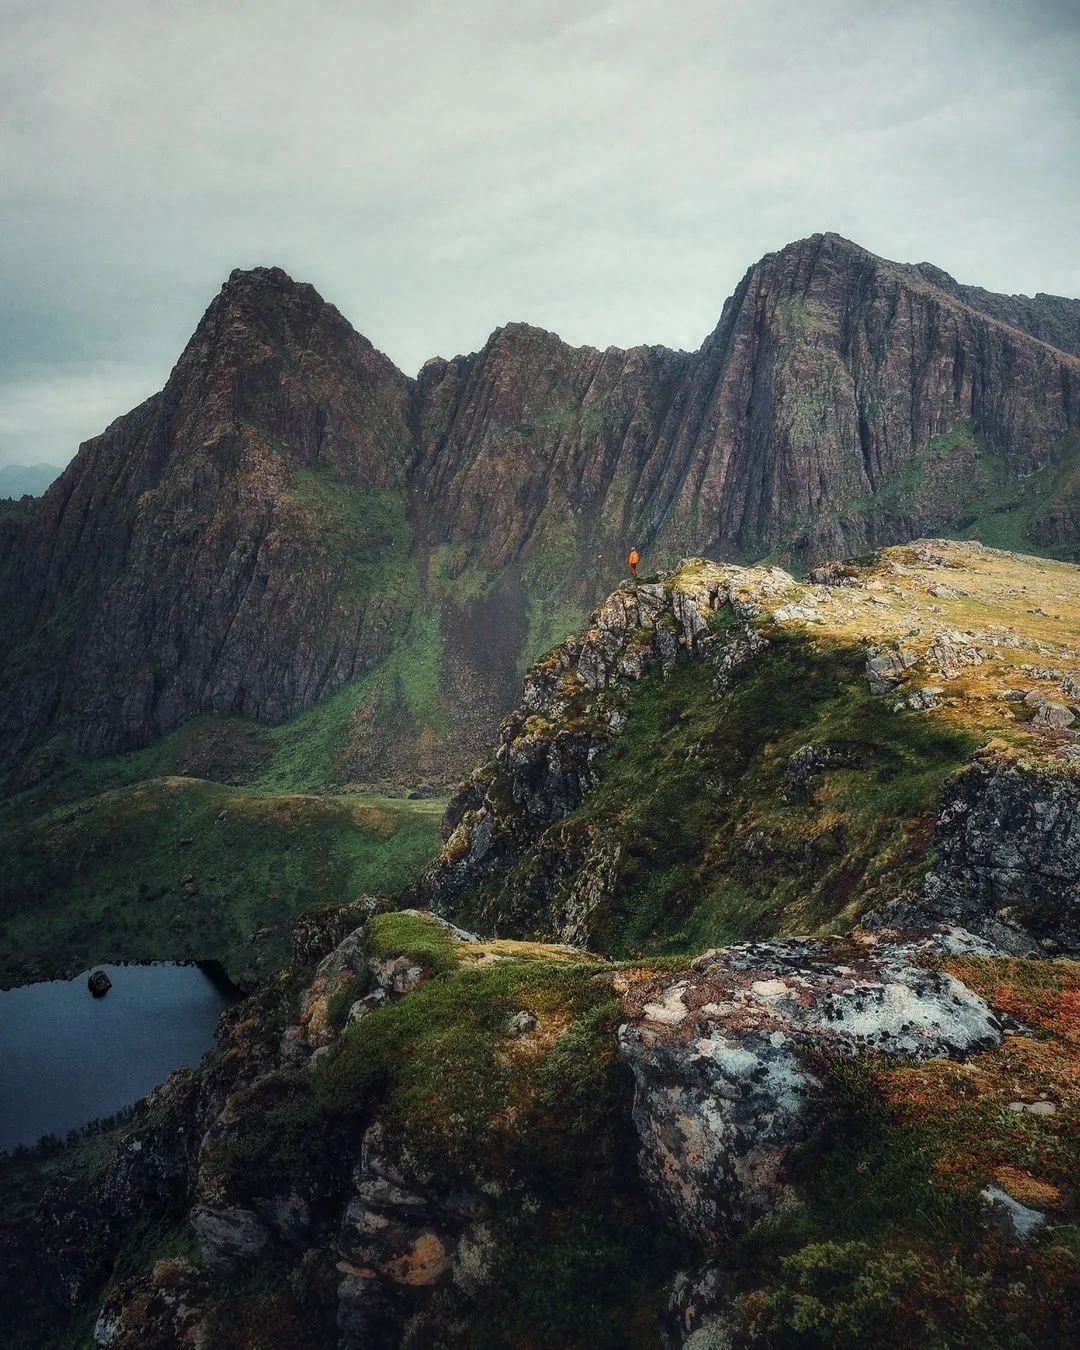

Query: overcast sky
left=2, top=0, right=1078, bottom=470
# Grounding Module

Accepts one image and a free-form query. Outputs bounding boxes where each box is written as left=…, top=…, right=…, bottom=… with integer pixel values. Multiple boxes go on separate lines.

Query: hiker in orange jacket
left=628, top=547, right=639, bottom=578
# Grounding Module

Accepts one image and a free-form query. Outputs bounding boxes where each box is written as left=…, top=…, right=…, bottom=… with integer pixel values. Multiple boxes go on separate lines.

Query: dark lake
left=0, top=963, right=239, bottom=1152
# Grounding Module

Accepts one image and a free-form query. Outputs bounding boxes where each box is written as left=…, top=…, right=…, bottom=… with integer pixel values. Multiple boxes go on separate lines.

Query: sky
left=2, top=0, right=1078, bottom=470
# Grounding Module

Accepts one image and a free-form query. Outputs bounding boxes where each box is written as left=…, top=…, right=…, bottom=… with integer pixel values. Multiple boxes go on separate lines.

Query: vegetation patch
left=456, top=631, right=977, bottom=955
left=0, top=779, right=443, bottom=986
left=726, top=1036, right=1080, bottom=1348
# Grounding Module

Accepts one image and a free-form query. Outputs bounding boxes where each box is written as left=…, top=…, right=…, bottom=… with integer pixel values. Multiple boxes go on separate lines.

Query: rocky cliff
left=2, top=236, right=1078, bottom=790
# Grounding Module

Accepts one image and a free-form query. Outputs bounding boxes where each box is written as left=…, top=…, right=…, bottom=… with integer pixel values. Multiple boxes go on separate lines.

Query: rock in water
left=87, top=969, right=112, bottom=997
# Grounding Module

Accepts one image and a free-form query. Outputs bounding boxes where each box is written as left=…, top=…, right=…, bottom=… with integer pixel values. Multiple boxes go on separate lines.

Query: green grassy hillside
left=0, top=779, right=442, bottom=987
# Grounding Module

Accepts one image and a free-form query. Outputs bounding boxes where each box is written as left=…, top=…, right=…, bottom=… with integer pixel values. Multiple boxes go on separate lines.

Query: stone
left=508, top=1009, right=538, bottom=1036
left=87, top=969, right=112, bottom=997
left=979, top=1184, right=1047, bottom=1243
left=865, top=642, right=918, bottom=694
left=773, top=602, right=824, bottom=624
left=1007, top=1099, right=1057, bottom=1116
left=190, top=1205, right=269, bottom=1269
left=618, top=930, right=1002, bottom=1241
left=1031, top=701, right=1075, bottom=729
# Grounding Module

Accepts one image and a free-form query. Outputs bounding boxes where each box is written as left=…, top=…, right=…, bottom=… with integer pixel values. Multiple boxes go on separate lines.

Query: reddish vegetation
left=877, top=957, right=1080, bottom=1212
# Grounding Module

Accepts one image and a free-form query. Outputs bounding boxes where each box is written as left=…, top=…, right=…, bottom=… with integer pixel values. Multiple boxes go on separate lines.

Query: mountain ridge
left=2, top=232, right=1078, bottom=788
left=5, top=538, right=1080, bottom=1348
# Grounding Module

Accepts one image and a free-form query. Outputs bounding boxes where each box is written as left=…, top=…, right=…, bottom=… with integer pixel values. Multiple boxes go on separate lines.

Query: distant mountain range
left=0, top=233, right=1077, bottom=787
left=0, top=462, right=62, bottom=499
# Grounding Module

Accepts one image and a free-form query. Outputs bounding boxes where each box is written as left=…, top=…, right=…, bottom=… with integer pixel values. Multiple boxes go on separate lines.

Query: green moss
left=365, top=909, right=461, bottom=975
left=203, top=925, right=679, bottom=1342
left=774, top=297, right=838, bottom=353
left=0, top=1120, right=128, bottom=1225
left=731, top=1050, right=1080, bottom=1348
left=284, top=466, right=414, bottom=603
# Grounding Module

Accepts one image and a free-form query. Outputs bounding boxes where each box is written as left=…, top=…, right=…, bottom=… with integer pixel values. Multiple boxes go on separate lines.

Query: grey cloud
left=1, top=0, right=1077, bottom=467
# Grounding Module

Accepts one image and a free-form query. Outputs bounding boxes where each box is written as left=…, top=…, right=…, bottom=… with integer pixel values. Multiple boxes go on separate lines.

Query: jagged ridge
left=426, top=540, right=1080, bottom=957
left=2, top=236, right=1079, bottom=789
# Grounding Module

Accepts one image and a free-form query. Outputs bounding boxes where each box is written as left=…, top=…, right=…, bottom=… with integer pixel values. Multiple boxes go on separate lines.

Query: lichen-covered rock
left=92, top=1260, right=213, bottom=1347
left=334, top=1123, right=489, bottom=1345
left=190, top=1204, right=269, bottom=1269
left=980, top=1184, right=1048, bottom=1244
left=618, top=929, right=1003, bottom=1241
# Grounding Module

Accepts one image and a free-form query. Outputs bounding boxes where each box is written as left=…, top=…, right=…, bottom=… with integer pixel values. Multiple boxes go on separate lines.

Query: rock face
left=916, top=756, right=1080, bottom=954
left=2, top=235, right=1079, bottom=786
left=425, top=559, right=781, bottom=935
left=617, top=929, right=1003, bottom=1242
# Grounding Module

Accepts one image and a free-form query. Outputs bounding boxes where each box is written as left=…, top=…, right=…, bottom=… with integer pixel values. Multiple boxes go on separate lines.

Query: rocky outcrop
left=426, top=542, right=1080, bottom=957
left=617, top=928, right=1003, bottom=1243
left=2, top=236, right=1078, bottom=786
left=912, top=754, right=1080, bottom=955
left=425, top=560, right=782, bottom=934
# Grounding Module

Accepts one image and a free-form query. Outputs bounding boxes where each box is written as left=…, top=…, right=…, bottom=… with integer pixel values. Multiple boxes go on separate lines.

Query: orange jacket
left=628, top=549, right=639, bottom=566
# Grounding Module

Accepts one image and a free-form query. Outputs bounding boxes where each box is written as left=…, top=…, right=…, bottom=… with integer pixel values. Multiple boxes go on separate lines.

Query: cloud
left=1, top=0, right=1078, bottom=466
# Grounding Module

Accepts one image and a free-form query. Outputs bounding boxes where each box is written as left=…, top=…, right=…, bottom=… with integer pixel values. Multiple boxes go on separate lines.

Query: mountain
left=5, top=540, right=1078, bottom=1347
left=1, top=235, right=1078, bottom=796
left=0, top=462, right=62, bottom=499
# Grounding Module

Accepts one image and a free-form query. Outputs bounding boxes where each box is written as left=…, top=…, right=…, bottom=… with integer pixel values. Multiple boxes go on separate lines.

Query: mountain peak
left=225, top=263, right=295, bottom=287
left=210, top=263, right=333, bottom=324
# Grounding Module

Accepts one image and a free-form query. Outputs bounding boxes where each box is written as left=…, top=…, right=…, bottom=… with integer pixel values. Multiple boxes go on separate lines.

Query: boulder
left=618, top=930, right=1002, bottom=1241
left=87, top=969, right=112, bottom=998
left=979, top=1184, right=1047, bottom=1243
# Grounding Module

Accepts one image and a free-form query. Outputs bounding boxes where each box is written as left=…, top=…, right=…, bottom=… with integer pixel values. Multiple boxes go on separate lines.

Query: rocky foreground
left=5, top=908, right=1076, bottom=1348
left=2, top=541, right=1080, bottom=1347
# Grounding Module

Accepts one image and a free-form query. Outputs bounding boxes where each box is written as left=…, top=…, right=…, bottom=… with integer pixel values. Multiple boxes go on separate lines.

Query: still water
left=0, top=963, right=238, bottom=1152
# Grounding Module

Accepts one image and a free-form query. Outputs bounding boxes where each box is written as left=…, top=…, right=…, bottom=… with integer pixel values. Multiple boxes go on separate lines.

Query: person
left=628, top=547, right=639, bottom=578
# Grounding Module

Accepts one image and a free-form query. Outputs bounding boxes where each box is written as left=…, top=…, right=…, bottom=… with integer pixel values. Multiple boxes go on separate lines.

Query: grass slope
left=0, top=779, right=442, bottom=987
left=456, top=630, right=977, bottom=955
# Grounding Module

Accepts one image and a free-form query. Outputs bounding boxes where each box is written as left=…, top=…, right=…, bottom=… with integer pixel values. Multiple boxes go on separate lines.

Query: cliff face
left=902, top=260, right=1080, bottom=358
left=0, top=267, right=417, bottom=769
left=2, top=236, right=1078, bottom=785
